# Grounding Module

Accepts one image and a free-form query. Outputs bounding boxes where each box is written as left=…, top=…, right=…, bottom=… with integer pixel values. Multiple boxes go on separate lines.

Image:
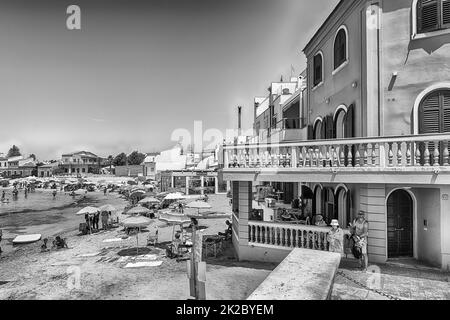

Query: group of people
left=326, top=210, right=369, bottom=271
left=40, top=236, right=68, bottom=252
left=84, top=211, right=112, bottom=233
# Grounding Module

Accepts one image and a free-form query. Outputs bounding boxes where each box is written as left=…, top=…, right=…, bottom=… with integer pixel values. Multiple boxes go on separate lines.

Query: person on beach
left=0, top=228, right=3, bottom=257
left=85, top=213, right=91, bottom=232
left=41, top=238, right=49, bottom=252
left=101, top=211, right=109, bottom=230
left=350, top=210, right=369, bottom=271
left=52, top=190, right=57, bottom=198
left=1, top=190, right=5, bottom=201
left=104, top=187, right=107, bottom=196
left=94, top=211, right=100, bottom=230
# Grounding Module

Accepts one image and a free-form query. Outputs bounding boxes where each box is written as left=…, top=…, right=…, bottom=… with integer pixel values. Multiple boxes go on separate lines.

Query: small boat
left=12, top=234, right=42, bottom=245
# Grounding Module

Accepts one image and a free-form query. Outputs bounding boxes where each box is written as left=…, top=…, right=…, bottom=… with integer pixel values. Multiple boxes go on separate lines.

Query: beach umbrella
left=158, top=212, right=191, bottom=242
left=126, top=206, right=151, bottom=216
left=164, top=192, right=185, bottom=201
left=138, top=197, right=160, bottom=205
left=98, top=204, right=116, bottom=212
left=76, top=206, right=98, bottom=215
left=121, top=216, right=153, bottom=255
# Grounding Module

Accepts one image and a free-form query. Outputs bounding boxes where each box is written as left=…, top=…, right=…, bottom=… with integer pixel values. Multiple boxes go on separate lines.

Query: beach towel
left=124, top=261, right=162, bottom=268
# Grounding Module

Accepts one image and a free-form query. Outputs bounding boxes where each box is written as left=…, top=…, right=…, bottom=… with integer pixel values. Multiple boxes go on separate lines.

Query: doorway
left=387, top=189, right=414, bottom=258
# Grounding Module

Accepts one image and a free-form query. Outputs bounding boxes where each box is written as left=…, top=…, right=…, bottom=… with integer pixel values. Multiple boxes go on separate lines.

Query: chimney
left=238, top=106, right=242, bottom=135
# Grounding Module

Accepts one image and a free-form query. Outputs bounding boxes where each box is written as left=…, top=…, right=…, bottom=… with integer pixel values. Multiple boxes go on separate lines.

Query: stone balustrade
left=224, top=133, right=450, bottom=170
left=248, top=221, right=335, bottom=252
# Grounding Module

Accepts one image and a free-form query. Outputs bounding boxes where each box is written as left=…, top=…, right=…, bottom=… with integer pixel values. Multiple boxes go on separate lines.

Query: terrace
left=223, top=133, right=450, bottom=185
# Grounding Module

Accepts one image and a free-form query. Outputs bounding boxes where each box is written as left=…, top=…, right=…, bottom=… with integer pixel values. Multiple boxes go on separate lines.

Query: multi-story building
left=0, top=156, right=37, bottom=178
left=60, top=151, right=102, bottom=175
left=223, top=0, right=450, bottom=270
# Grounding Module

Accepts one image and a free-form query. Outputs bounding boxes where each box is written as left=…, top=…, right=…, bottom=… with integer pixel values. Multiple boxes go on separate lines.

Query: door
left=387, top=190, right=414, bottom=258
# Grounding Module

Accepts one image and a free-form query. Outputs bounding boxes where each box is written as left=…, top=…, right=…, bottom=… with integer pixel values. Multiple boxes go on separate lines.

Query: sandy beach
left=0, top=193, right=275, bottom=300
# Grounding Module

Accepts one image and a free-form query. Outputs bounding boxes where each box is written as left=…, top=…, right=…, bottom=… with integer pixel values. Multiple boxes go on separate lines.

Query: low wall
left=247, top=248, right=341, bottom=300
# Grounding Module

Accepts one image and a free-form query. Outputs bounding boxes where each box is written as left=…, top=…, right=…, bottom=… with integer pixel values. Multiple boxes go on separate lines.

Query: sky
left=0, top=0, right=339, bottom=160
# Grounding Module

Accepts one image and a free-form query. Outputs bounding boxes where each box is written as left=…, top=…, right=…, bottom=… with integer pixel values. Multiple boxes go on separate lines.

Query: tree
left=29, top=154, right=37, bottom=161
left=7, top=145, right=21, bottom=158
left=113, top=153, right=127, bottom=166
left=127, top=151, right=146, bottom=165
left=107, top=155, right=113, bottom=173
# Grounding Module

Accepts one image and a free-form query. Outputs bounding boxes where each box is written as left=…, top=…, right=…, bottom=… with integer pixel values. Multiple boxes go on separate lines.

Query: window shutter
left=344, top=104, right=355, bottom=138
left=321, top=118, right=327, bottom=140
left=307, top=124, right=314, bottom=140
left=418, top=0, right=439, bottom=32
left=443, top=0, right=450, bottom=26
left=419, top=92, right=440, bottom=134
left=443, top=90, right=450, bottom=132
left=326, top=115, right=334, bottom=139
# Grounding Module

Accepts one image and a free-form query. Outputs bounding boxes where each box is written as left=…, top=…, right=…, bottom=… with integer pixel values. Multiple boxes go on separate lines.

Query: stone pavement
left=332, top=259, right=450, bottom=300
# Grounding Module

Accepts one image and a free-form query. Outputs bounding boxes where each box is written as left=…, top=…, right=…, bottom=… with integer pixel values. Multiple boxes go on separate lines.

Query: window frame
left=413, top=0, right=450, bottom=39
left=312, top=51, right=324, bottom=90
left=332, top=25, right=349, bottom=75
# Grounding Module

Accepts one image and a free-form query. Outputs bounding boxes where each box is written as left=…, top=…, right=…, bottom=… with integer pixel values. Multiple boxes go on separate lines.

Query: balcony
left=254, top=118, right=306, bottom=144
left=223, top=133, right=450, bottom=185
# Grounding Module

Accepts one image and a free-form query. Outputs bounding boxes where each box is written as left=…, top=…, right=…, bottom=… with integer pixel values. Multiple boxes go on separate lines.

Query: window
left=419, top=89, right=450, bottom=133
left=313, top=52, right=323, bottom=87
left=417, top=0, right=450, bottom=33
left=334, top=27, right=348, bottom=70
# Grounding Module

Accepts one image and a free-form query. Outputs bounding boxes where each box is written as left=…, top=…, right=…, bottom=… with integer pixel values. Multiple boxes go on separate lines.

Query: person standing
left=94, top=211, right=100, bottom=230
left=327, top=220, right=345, bottom=253
left=101, top=211, right=109, bottom=230
left=350, top=211, right=369, bottom=271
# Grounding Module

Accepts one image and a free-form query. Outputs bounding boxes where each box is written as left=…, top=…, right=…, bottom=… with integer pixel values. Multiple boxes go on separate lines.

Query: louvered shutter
left=326, top=115, right=334, bottom=139
left=443, top=0, right=450, bottom=30
left=307, top=124, right=314, bottom=140
left=344, top=104, right=355, bottom=166
left=321, top=118, right=327, bottom=140
left=419, top=92, right=440, bottom=134
left=442, top=90, right=450, bottom=132
left=418, top=0, right=439, bottom=33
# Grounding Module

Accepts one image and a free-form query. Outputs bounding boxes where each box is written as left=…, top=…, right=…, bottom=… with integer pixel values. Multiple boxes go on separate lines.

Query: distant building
left=143, top=152, right=159, bottom=179
left=37, top=162, right=59, bottom=178
left=60, top=151, right=102, bottom=175
left=0, top=156, right=37, bottom=178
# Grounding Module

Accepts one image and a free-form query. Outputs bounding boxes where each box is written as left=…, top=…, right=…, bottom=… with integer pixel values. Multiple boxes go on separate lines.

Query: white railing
left=248, top=221, right=334, bottom=252
left=224, top=133, right=450, bottom=169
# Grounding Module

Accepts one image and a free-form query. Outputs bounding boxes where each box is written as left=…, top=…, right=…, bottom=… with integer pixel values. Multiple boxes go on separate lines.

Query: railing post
left=379, top=143, right=386, bottom=168
left=444, top=141, right=449, bottom=166
left=424, top=142, right=431, bottom=166
left=406, top=142, right=412, bottom=166
left=415, top=142, right=421, bottom=167
left=433, top=141, right=440, bottom=167
left=291, top=147, right=297, bottom=169
left=397, top=142, right=403, bottom=167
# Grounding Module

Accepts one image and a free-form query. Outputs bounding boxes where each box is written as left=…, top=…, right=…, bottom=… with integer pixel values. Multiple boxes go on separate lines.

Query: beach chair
left=147, top=227, right=159, bottom=246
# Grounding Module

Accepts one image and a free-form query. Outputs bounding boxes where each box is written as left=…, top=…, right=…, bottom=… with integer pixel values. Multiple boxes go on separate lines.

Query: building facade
left=60, top=151, right=102, bottom=175
left=224, top=0, right=450, bottom=270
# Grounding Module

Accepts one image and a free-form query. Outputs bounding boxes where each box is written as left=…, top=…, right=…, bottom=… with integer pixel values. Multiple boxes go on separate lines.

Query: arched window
left=313, top=118, right=323, bottom=140
left=333, top=106, right=348, bottom=139
left=313, top=52, right=323, bottom=87
left=418, top=89, right=450, bottom=134
left=334, top=27, right=348, bottom=70
left=418, top=89, right=450, bottom=165
left=416, top=0, right=450, bottom=34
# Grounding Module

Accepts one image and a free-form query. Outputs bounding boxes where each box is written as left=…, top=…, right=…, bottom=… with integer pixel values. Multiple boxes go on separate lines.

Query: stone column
left=237, top=181, right=253, bottom=248
left=440, top=186, right=450, bottom=271
left=200, top=176, right=205, bottom=195
left=185, top=176, right=190, bottom=195
left=214, top=177, right=219, bottom=194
